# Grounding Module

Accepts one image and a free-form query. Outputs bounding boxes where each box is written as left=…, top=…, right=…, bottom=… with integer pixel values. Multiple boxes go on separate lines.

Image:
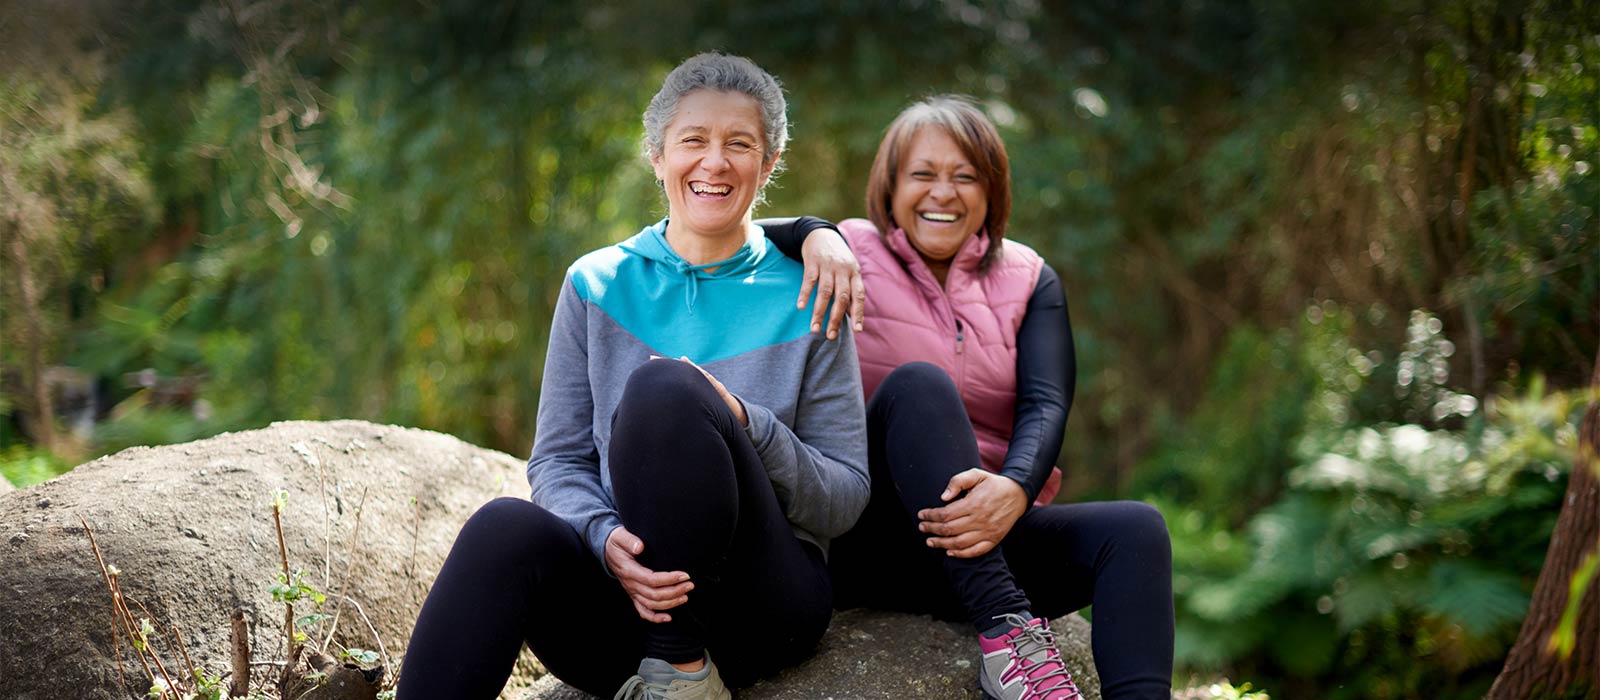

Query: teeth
left=691, top=183, right=731, bottom=195
left=921, top=212, right=957, bottom=222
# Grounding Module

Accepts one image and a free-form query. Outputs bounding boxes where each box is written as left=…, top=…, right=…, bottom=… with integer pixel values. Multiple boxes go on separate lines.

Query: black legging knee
left=830, top=362, right=1175, bottom=700
left=864, top=361, right=1032, bottom=626
left=609, top=359, right=753, bottom=662
left=398, top=360, right=832, bottom=699
left=398, top=498, right=633, bottom=699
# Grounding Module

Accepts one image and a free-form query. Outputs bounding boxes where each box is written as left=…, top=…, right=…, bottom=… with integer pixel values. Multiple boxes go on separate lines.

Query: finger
left=679, top=357, right=719, bottom=386
left=607, top=542, right=674, bottom=583
left=946, top=540, right=998, bottom=559
left=919, top=513, right=977, bottom=537
left=850, top=272, right=866, bottom=332
left=632, top=598, right=671, bottom=624
left=629, top=579, right=694, bottom=602
left=630, top=569, right=693, bottom=590
left=926, top=530, right=983, bottom=551
left=918, top=497, right=977, bottom=522
left=825, top=271, right=849, bottom=339
left=797, top=262, right=818, bottom=310
left=635, top=591, right=692, bottom=610
left=699, top=371, right=737, bottom=408
left=940, top=470, right=986, bottom=501
left=610, top=556, right=659, bottom=585
left=692, top=365, right=722, bottom=392
left=610, top=526, right=645, bottom=556
left=810, top=275, right=835, bottom=333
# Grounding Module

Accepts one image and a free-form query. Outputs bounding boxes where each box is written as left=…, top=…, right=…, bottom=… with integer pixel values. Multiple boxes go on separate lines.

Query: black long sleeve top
left=758, top=217, right=1075, bottom=501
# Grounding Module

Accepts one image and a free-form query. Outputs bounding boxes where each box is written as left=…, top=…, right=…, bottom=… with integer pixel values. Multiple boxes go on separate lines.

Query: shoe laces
left=993, top=613, right=1082, bottom=700
left=614, top=675, right=669, bottom=700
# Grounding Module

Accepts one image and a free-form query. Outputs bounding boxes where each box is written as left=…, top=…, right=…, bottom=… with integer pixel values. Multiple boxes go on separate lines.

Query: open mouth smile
left=919, top=211, right=959, bottom=223
left=690, top=182, right=733, bottom=197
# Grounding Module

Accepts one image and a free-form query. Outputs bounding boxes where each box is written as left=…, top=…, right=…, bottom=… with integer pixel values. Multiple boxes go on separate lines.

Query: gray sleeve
left=526, top=279, right=620, bottom=572
left=740, top=327, right=870, bottom=540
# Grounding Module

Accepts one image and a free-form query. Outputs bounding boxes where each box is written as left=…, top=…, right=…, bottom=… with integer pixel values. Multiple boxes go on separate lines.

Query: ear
left=650, top=151, right=666, bottom=184
left=758, top=150, right=782, bottom=188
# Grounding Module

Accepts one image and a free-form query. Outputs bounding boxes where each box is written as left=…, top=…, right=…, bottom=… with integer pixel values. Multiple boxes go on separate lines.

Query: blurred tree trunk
left=1, top=194, right=61, bottom=456
left=1487, top=349, right=1600, bottom=699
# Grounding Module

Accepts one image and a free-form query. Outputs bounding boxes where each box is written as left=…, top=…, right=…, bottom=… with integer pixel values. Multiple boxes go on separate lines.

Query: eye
left=955, top=173, right=979, bottom=184
left=910, top=170, right=935, bottom=180
left=727, top=140, right=754, bottom=153
left=681, top=136, right=706, bottom=146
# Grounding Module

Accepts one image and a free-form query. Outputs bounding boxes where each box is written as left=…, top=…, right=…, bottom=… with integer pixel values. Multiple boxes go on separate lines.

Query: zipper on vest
left=955, top=319, right=966, bottom=387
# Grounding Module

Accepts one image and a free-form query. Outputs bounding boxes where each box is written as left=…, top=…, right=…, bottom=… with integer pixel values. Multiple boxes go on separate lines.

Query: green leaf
left=342, top=647, right=380, bottom=665
left=1548, top=550, right=1600, bottom=659
left=1422, top=560, right=1530, bottom=637
left=268, top=582, right=297, bottom=602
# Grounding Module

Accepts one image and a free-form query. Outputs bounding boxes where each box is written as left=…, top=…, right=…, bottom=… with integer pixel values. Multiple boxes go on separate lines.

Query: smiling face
left=890, top=126, right=989, bottom=270
left=651, top=89, right=778, bottom=245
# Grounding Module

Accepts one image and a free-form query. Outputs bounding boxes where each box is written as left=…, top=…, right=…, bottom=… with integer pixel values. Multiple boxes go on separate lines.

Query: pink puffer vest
left=839, top=218, right=1063, bottom=505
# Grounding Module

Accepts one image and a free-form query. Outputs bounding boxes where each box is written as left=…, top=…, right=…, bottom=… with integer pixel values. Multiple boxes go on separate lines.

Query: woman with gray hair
left=396, top=53, right=869, bottom=700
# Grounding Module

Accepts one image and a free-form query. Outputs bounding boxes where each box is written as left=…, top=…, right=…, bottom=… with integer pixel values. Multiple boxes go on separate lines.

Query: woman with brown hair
left=767, top=95, right=1174, bottom=700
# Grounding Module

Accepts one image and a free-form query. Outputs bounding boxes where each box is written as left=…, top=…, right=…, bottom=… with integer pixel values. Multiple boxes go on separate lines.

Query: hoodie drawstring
left=673, top=258, right=726, bottom=311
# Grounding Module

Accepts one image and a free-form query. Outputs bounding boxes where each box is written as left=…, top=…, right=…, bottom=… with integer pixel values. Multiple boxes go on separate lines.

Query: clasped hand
left=605, top=525, right=693, bottom=623
left=916, top=469, right=1028, bottom=559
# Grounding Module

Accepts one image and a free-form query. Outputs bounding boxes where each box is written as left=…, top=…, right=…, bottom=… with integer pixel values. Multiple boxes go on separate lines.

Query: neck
left=922, top=256, right=951, bottom=287
left=664, top=216, right=750, bottom=266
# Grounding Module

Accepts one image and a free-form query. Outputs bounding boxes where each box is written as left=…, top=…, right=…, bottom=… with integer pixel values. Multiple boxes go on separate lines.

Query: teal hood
left=619, top=219, right=773, bottom=311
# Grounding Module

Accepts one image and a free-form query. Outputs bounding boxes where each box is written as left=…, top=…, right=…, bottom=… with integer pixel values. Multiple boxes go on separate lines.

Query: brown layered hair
left=865, top=95, right=1012, bottom=271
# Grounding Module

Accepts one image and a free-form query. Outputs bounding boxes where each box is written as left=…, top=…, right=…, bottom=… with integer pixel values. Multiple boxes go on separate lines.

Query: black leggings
left=397, top=360, right=832, bottom=698
left=829, top=362, right=1175, bottom=700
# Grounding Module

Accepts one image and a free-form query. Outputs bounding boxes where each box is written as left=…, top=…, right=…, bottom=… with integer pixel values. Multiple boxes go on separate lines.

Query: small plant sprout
left=340, top=647, right=380, bottom=665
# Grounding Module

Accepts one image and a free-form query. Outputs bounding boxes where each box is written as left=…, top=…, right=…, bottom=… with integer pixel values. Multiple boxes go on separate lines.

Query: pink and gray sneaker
left=978, top=613, right=1083, bottom=700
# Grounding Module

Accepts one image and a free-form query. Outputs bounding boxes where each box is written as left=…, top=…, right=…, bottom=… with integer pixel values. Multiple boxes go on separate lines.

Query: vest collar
left=883, top=227, right=990, bottom=290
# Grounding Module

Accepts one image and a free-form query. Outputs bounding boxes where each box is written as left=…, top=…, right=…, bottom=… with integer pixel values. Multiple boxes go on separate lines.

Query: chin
left=684, top=213, right=745, bottom=235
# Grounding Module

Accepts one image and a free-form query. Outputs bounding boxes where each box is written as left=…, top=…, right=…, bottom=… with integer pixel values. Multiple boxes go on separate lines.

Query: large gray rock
left=0, top=420, right=528, bottom=700
left=521, top=609, right=1101, bottom=700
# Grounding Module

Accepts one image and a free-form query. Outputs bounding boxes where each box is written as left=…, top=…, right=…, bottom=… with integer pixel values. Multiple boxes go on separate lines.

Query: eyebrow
left=907, top=158, right=975, bottom=170
left=671, top=124, right=761, bottom=141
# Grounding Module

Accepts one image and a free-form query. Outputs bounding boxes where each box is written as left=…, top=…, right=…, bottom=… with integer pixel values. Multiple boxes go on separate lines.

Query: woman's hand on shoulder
left=916, top=469, right=1029, bottom=559
left=797, top=228, right=866, bottom=340
left=605, top=525, right=694, bottom=623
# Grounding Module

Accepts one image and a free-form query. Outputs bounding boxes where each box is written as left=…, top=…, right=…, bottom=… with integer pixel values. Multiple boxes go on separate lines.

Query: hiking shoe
left=613, top=653, right=731, bottom=700
left=978, top=613, right=1082, bottom=700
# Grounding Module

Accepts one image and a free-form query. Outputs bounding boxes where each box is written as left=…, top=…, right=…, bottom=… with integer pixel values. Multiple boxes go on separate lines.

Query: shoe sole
left=979, top=671, right=1003, bottom=700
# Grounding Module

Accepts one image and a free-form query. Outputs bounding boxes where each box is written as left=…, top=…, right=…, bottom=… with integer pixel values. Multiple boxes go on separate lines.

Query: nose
left=930, top=178, right=957, bottom=201
left=701, top=146, right=730, bottom=173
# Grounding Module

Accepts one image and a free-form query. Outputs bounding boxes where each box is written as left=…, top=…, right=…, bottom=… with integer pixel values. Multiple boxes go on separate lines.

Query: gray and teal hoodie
left=527, top=219, right=870, bottom=571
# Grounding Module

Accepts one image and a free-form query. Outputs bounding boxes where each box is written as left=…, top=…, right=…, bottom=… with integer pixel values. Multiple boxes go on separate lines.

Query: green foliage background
left=2, top=1, right=1595, bottom=697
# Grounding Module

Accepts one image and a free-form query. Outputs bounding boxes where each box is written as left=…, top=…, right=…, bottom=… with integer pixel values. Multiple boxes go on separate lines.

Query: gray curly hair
left=642, top=52, right=789, bottom=171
